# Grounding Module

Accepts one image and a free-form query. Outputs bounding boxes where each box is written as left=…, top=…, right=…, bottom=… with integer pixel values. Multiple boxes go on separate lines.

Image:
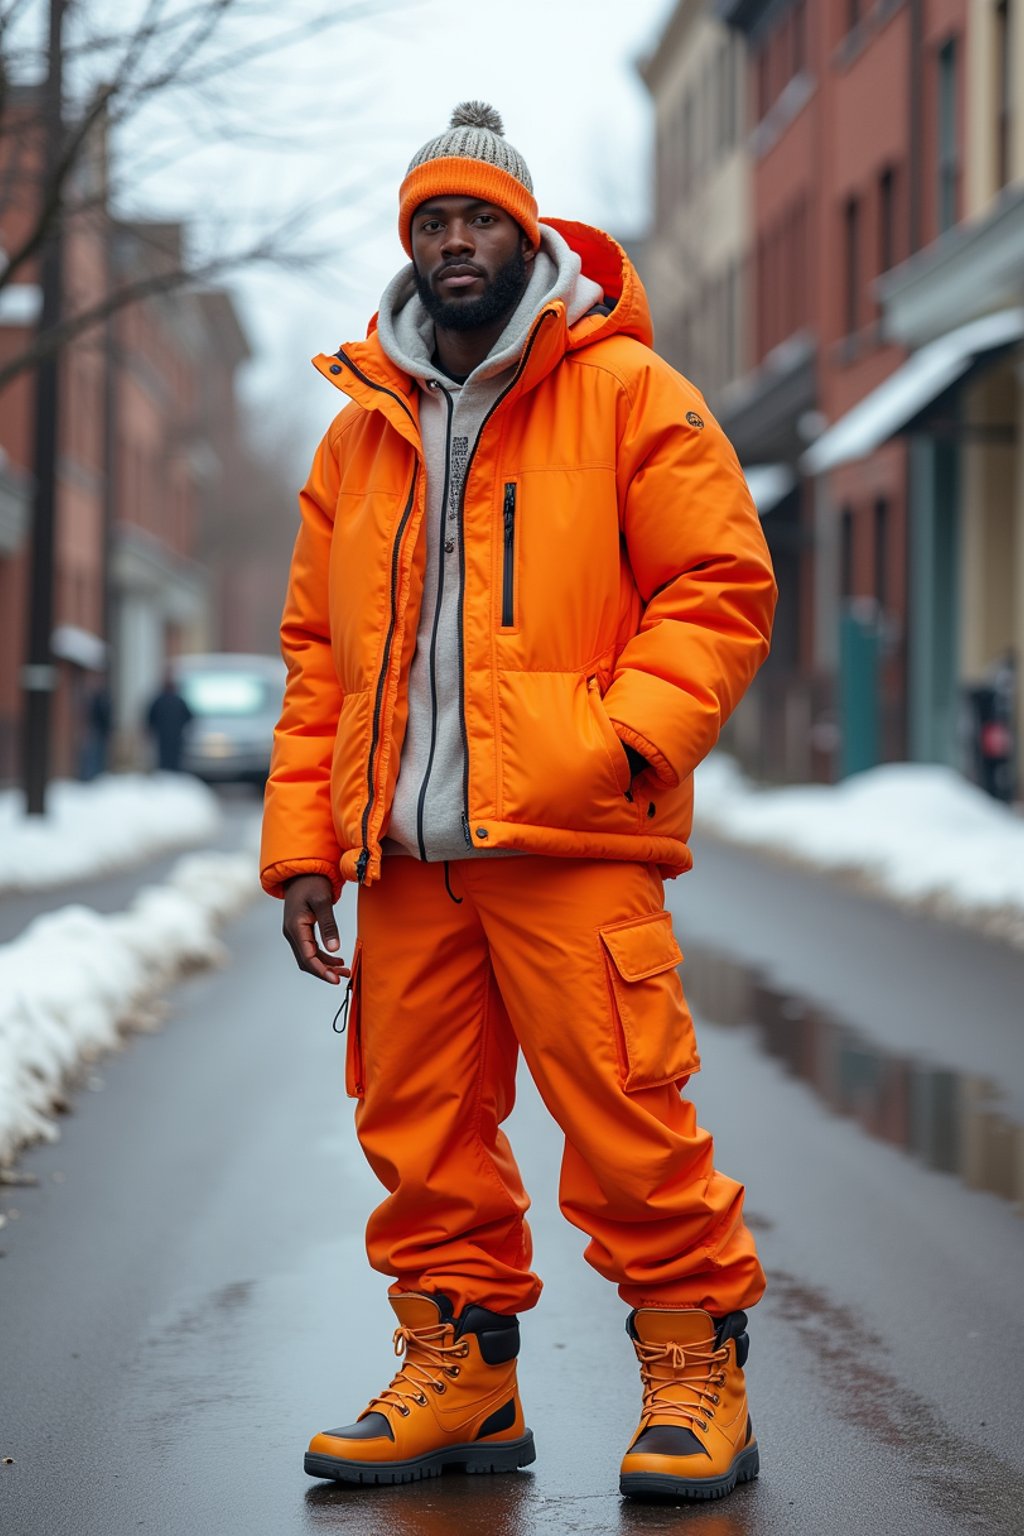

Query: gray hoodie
left=375, top=223, right=603, bottom=862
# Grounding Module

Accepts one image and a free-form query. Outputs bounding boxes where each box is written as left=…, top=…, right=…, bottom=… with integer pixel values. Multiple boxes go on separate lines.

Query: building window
left=757, top=40, right=771, bottom=121
left=682, top=92, right=694, bottom=197
left=793, top=0, right=807, bottom=75
left=878, top=164, right=898, bottom=274
left=675, top=98, right=686, bottom=205
left=840, top=506, right=855, bottom=600
left=997, top=1, right=1013, bottom=190
left=843, top=195, right=860, bottom=337
left=937, top=38, right=959, bottom=233
left=722, top=39, right=732, bottom=151
left=660, top=119, right=669, bottom=225
left=723, top=35, right=737, bottom=150
left=874, top=497, right=889, bottom=608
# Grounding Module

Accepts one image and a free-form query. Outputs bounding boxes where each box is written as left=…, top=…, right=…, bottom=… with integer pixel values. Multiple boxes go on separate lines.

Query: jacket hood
left=376, top=222, right=605, bottom=389
left=314, top=219, right=653, bottom=399
left=541, top=218, right=653, bottom=351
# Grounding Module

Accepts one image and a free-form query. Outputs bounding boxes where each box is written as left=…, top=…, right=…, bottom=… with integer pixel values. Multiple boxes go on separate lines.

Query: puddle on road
left=683, top=944, right=1024, bottom=1210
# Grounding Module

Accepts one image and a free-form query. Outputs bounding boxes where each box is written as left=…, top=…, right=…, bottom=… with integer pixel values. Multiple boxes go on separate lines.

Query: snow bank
left=695, top=755, right=1024, bottom=947
left=0, top=849, right=258, bottom=1165
left=0, top=774, right=222, bottom=894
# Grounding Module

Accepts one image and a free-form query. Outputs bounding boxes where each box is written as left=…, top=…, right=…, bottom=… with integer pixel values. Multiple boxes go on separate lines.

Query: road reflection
left=684, top=943, right=1023, bottom=1209
left=303, top=1472, right=538, bottom=1535
left=303, top=1471, right=761, bottom=1533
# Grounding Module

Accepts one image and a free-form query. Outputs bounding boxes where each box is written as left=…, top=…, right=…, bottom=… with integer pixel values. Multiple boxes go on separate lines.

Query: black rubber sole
left=619, top=1441, right=760, bottom=1502
left=304, top=1431, right=536, bottom=1485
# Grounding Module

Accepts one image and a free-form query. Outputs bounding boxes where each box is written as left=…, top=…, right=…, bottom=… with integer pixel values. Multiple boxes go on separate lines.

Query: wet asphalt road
left=1, top=836, right=1023, bottom=1535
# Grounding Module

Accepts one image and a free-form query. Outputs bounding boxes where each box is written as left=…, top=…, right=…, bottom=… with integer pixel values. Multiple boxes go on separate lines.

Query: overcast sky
left=216, top=0, right=677, bottom=466
left=11, top=0, right=676, bottom=471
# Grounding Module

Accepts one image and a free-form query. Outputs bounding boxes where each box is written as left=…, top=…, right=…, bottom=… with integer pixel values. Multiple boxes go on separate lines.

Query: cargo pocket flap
left=600, top=911, right=682, bottom=982
left=599, top=912, right=696, bottom=1090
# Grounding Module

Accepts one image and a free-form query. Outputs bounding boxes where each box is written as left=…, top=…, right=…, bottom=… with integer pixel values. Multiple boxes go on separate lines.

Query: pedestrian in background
left=261, top=103, right=776, bottom=1503
left=146, top=669, right=192, bottom=773
left=78, top=679, right=112, bottom=780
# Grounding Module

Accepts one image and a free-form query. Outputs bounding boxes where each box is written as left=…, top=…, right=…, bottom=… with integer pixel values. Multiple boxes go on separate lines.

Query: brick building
left=876, top=0, right=1024, bottom=794
left=0, top=94, right=251, bottom=784
left=712, top=0, right=988, bottom=782
left=644, top=2, right=1024, bottom=783
left=639, top=3, right=805, bottom=778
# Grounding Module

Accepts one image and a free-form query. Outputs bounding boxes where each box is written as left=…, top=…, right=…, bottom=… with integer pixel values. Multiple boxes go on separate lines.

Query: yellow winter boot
left=619, top=1308, right=759, bottom=1500
left=304, top=1292, right=535, bottom=1485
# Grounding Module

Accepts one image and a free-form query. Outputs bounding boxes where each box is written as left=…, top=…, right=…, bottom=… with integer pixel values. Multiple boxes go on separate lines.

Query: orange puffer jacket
left=260, top=220, right=776, bottom=898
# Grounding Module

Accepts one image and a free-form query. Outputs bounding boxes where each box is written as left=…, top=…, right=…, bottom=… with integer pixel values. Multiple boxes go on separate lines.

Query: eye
left=420, top=219, right=442, bottom=234
left=475, top=214, right=496, bottom=226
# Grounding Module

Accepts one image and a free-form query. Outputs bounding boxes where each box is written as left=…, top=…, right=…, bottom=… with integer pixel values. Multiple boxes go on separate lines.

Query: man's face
left=411, top=196, right=534, bottom=332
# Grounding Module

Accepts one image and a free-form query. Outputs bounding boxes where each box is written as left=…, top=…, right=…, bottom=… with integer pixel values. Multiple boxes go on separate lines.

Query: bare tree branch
left=0, top=0, right=35, bottom=36
left=0, top=179, right=387, bottom=396
left=140, top=0, right=397, bottom=97
left=0, top=0, right=406, bottom=388
left=0, top=81, right=116, bottom=294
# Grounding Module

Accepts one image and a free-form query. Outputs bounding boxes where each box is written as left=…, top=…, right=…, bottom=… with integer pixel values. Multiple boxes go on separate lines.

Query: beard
left=415, top=247, right=530, bottom=332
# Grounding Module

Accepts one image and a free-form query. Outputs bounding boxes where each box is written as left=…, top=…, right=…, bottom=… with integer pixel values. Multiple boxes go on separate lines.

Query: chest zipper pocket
left=501, top=482, right=517, bottom=629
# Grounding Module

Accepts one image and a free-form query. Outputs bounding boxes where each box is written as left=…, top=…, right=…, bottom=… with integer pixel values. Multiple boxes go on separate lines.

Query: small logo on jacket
left=685, top=411, right=705, bottom=430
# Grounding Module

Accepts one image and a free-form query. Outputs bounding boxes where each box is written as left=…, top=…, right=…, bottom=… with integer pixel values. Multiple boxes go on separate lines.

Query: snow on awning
left=801, top=308, right=1024, bottom=476
left=743, top=463, right=796, bottom=516
left=51, top=624, right=107, bottom=671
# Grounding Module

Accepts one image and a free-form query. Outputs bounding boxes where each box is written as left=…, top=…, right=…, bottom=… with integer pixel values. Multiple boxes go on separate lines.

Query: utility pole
left=21, top=0, right=67, bottom=815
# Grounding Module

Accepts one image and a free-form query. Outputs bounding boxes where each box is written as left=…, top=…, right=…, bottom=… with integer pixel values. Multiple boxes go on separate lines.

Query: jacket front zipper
left=501, top=482, right=517, bottom=628
left=359, top=463, right=418, bottom=878
left=333, top=350, right=421, bottom=883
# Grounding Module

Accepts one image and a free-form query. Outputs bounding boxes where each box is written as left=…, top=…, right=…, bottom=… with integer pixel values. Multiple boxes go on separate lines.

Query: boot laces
left=636, top=1338, right=729, bottom=1432
left=367, top=1323, right=471, bottom=1417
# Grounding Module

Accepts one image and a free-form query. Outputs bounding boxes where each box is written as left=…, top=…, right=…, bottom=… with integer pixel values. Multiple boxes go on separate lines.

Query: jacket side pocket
left=343, top=938, right=365, bottom=1099
left=600, top=911, right=699, bottom=1090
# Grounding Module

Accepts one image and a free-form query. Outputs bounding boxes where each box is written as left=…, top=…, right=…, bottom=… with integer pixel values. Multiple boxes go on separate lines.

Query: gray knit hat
left=399, top=102, right=539, bottom=256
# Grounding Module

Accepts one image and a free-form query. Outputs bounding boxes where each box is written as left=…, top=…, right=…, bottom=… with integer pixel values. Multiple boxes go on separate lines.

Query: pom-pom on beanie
left=399, top=102, right=539, bottom=257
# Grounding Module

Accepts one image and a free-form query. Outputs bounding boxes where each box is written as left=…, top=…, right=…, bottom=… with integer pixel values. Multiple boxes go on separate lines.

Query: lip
left=437, top=266, right=483, bottom=289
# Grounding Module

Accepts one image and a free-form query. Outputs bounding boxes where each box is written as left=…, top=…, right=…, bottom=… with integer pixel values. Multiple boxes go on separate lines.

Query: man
left=260, top=103, right=776, bottom=1502
left=146, top=669, right=192, bottom=773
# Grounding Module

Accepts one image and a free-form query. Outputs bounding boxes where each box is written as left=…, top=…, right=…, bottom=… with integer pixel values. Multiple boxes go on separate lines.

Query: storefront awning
left=801, top=308, right=1024, bottom=476
left=743, top=463, right=796, bottom=515
left=51, top=624, right=107, bottom=671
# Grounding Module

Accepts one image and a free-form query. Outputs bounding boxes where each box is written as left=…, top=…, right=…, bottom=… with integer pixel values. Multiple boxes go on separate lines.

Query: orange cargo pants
left=345, top=854, right=765, bottom=1317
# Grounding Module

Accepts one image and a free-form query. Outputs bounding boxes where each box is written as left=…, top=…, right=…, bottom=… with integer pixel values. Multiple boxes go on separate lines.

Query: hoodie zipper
left=456, top=309, right=556, bottom=847
left=414, top=384, right=455, bottom=862
left=332, top=350, right=420, bottom=884
left=501, top=483, right=517, bottom=628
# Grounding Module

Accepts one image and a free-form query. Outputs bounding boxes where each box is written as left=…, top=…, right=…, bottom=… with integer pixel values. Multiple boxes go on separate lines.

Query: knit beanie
left=399, top=102, right=539, bottom=257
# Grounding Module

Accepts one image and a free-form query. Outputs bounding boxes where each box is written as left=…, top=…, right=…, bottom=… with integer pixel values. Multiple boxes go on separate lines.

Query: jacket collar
left=312, top=340, right=422, bottom=449
left=312, top=219, right=652, bottom=435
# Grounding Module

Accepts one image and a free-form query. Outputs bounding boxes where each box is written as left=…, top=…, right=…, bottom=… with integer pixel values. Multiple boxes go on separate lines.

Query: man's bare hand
left=282, top=874, right=349, bottom=985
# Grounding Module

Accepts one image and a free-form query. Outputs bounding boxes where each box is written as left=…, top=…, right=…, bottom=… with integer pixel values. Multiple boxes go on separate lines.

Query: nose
left=440, top=221, right=474, bottom=257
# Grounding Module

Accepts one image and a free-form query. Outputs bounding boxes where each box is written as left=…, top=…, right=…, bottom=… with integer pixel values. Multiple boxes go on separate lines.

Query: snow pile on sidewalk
left=695, top=755, right=1024, bottom=945
left=0, top=774, right=222, bottom=894
left=0, top=849, right=258, bottom=1165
